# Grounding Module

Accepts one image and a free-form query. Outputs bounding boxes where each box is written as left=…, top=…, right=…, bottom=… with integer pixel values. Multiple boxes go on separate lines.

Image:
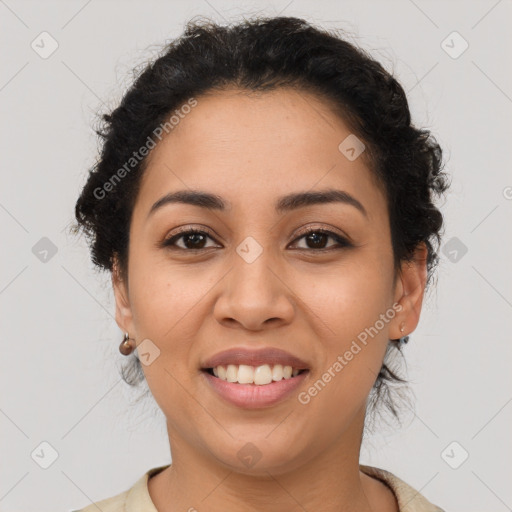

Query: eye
left=289, top=228, right=352, bottom=251
left=160, top=226, right=352, bottom=252
left=161, top=228, right=220, bottom=250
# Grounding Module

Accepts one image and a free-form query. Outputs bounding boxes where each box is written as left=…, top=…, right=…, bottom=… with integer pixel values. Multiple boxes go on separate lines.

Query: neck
left=148, top=407, right=394, bottom=512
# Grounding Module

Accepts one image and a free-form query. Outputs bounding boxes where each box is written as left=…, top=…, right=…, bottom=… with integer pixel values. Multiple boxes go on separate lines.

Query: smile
left=201, top=366, right=309, bottom=409
left=204, top=364, right=307, bottom=385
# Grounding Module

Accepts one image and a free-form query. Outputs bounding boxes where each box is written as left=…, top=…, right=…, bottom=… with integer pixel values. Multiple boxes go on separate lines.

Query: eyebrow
left=147, top=188, right=368, bottom=219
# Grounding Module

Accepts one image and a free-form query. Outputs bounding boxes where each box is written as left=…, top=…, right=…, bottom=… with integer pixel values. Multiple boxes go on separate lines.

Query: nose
left=213, top=246, right=295, bottom=331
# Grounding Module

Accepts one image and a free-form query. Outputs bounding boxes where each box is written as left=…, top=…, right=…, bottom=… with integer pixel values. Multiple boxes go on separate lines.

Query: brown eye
left=304, top=231, right=329, bottom=249
left=179, top=232, right=208, bottom=249
left=291, top=229, right=352, bottom=251
left=162, top=229, right=219, bottom=250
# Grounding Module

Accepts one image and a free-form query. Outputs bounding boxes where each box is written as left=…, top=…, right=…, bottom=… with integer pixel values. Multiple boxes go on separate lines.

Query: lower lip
left=202, top=370, right=309, bottom=409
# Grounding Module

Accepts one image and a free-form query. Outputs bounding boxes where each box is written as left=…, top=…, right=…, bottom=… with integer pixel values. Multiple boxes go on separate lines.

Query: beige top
left=73, top=464, right=445, bottom=512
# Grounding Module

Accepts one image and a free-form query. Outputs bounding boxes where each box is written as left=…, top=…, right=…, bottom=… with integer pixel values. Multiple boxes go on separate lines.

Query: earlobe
left=391, top=242, right=428, bottom=339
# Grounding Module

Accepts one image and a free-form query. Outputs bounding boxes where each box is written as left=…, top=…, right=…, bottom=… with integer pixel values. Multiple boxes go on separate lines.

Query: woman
left=72, top=15, right=448, bottom=512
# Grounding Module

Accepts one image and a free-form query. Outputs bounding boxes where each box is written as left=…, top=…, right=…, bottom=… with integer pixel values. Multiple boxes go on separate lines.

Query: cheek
left=126, top=253, right=225, bottom=403
left=291, top=253, right=394, bottom=404
left=126, top=261, right=208, bottom=416
left=128, top=252, right=217, bottom=336
left=294, top=251, right=395, bottom=342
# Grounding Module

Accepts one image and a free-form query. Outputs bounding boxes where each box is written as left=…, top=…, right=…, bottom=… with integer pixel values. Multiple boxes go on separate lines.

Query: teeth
left=210, top=364, right=303, bottom=385
left=226, top=364, right=238, bottom=382
left=272, top=364, right=284, bottom=381
left=217, top=365, right=227, bottom=380
left=237, top=364, right=254, bottom=384
left=254, top=364, right=272, bottom=385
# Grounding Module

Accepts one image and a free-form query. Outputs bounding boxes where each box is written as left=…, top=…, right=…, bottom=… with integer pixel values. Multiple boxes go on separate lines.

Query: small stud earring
left=398, top=322, right=409, bottom=346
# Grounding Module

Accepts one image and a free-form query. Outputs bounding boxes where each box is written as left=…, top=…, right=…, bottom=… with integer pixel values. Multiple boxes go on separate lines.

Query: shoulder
left=71, top=464, right=170, bottom=512
left=360, top=464, right=446, bottom=512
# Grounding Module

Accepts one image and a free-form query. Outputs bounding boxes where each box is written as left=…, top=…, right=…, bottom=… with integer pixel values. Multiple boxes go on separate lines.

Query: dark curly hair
left=72, top=15, right=449, bottom=431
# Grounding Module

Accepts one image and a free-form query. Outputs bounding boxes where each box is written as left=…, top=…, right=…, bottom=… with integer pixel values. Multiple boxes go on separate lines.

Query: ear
left=390, top=242, right=428, bottom=339
left=111, top=255, right=135, bottom=336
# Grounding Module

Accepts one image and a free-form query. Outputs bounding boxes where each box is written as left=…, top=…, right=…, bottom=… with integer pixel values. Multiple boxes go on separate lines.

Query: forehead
left=134, top=87, right=386, bottom=220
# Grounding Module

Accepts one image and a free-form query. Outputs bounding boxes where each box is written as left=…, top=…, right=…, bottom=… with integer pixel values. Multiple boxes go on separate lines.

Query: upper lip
left=201, top=347, right=310, bottom=370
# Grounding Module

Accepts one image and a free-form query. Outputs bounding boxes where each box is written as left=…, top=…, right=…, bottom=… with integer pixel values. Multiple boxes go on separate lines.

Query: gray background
left=1, top=0, right=511, bottom=510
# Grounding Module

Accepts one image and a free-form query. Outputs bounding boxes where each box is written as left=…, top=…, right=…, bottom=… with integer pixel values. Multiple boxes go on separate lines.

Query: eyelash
left=160, top=226, right=352, bottom=252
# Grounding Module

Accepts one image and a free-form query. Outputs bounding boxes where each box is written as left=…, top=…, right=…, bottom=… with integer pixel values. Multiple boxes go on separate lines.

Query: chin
left=206, top=433, right=311, bottom=477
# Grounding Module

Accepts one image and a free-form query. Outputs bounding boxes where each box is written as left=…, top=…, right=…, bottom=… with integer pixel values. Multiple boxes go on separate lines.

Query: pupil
left=185, top=233, right=205, bottom=249
left=307, top=232, right=327, bottom=248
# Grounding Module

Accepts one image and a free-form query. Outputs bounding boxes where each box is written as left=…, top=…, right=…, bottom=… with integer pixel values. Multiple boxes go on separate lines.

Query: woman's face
left=113, top=87, right=426, bottom=475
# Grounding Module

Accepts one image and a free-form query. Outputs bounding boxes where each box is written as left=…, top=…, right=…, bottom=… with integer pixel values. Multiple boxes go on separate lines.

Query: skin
left=112, top=87, right=427, bottom=512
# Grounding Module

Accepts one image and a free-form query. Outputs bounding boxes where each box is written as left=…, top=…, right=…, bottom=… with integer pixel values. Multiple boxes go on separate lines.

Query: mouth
left=202, top=364, right=309, bottom=385
left=200, top=347, right=311, bottom=408
left=201, top=366, right=310, bottom=409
